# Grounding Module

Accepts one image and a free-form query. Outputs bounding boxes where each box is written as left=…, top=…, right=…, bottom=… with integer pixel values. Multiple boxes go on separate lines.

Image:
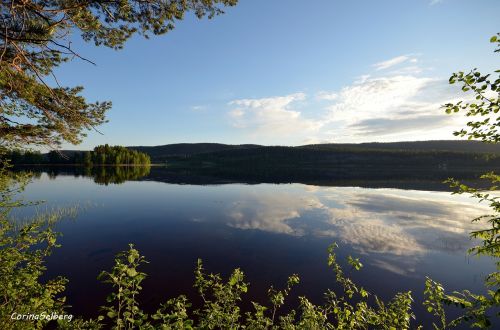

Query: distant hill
left=25, top=140, right=500, bottom=164
left=142, top=141, right=500, bottom=184
left=128, top=140, right=500, bottom=162
left=127, top=143, right=261, bottom=161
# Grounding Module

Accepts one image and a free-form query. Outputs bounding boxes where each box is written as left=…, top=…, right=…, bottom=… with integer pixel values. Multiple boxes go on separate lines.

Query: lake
left=10, top=167, right=496, bottom=327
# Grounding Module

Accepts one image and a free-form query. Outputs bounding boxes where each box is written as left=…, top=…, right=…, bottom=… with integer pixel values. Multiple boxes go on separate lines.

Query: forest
left=6, top=145, right=151, bottom=166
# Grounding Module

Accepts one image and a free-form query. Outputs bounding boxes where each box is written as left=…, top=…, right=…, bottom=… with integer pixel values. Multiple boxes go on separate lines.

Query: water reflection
left=16, top=165, right=494, bottom=191
left=87, top=166, right=150, bottom=185
left=22, top=165, right=151, bottom=185
left=222, top=186, right=491, bottom=275
left=14, top=169, right=496, bottom=322
left=320, top=189, right=487, bottom=253
left=225, top=188, right=487, bottom=250
left=21, top=169, right=491, bottom=261
left=227, top=192, right=324, bottom=235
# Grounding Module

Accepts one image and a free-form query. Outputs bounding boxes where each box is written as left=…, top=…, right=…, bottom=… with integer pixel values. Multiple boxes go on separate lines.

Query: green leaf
left=126, top=268, right=138, bottom=277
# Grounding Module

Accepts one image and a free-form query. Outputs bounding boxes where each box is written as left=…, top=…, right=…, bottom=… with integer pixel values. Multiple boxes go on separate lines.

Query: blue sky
left=54, top=0, right=499, bottom=150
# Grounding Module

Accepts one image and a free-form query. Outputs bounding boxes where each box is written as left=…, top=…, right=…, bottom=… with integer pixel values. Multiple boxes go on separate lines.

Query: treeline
left=129, top=140, right=500, bottom=162
left=168, top=145, right=500, bottom=169
left=82, top=145, right=151, bottom=165
left=5, top=150, right=45, bottom=164
left=5, top=145, right=150, bottom=165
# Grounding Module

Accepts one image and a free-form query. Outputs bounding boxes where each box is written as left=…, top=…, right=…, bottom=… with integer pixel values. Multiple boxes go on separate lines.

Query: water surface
left=12, top=168, right=496, bottom=326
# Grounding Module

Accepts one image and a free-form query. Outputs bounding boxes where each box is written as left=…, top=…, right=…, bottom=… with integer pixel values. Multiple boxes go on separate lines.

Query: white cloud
left=373, top=55, right=412, bottom=71
left=227, top=93, right=323, bottom=140
left=316, top=91, right=338, bottom=101
left=355, top=74, right=371, bottom=84
left=327, top=75, right=435, bottom=119
left=319, top=71, right=464, bottom=142
left=301, top=137, right=332, bottom=145
left=226, top=54, right=467, bottom=144
left=229, top=109, right=245, bottom=118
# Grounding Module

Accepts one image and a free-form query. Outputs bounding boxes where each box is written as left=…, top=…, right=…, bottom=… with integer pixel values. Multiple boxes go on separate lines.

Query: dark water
left=11, top=167, right=496, bottom=327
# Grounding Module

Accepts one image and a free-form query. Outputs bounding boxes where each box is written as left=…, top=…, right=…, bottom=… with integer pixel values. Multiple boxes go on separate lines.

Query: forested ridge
left=6, top=141, right=500, bottom=171
left=129, top=140, right=500, bottom=162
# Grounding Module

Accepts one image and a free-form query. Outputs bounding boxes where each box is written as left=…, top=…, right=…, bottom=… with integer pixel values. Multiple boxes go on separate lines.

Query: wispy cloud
left=322, top=74, right=461, bottom=140
left=349, top=114, right=450, bottom=135
left=373, top=55, right=413, bottom=71
left=191, top=105, right=207, bottom=112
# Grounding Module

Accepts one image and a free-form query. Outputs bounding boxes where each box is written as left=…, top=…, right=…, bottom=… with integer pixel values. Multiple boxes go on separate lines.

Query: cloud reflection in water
left=224, top=185, right=491, bottom=275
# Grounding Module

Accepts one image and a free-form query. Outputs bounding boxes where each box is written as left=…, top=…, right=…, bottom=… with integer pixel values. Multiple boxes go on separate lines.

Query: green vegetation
left=421, top=33, right=500, bottom=329
left=444, top=33, right=500, bottom=144
left=80, top=145, right=151, bottom=166
left=0, top=153, right=67, bottom=329
left=6, top=145, right=151, bottom=166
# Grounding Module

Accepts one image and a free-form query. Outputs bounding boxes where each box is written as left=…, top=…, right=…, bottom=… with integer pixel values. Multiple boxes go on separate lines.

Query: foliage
left=0, top=152, right=69, bottom=330
left=444, top=33, right=500, bottom=143
left=0, top=0, right=238, bottom=148
left=0, top=148, right=30, bottom=209
left=84, top=145, right=151, bottom=165
left=424, top=173, right=500, bottom=329
left=0, top=215, right=68, bottom=330
left=423, top=275, right=498, bottom=329
left=446, top=174, right=500, bottom=260
left=97, top=244, right=149, bottom=329
left=422, top=33, right=500, bottom=329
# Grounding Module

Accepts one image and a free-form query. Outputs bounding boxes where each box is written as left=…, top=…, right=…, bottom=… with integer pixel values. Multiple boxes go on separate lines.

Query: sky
left=53, top=0, right=500, bottom=150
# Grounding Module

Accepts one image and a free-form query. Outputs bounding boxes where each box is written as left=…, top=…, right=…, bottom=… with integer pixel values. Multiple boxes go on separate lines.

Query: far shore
left=12, top=163, right=165, bottom=167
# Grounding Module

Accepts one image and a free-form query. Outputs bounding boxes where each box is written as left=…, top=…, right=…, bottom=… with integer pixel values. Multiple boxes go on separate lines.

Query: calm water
left=11, top=168, right=496, bottom=326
